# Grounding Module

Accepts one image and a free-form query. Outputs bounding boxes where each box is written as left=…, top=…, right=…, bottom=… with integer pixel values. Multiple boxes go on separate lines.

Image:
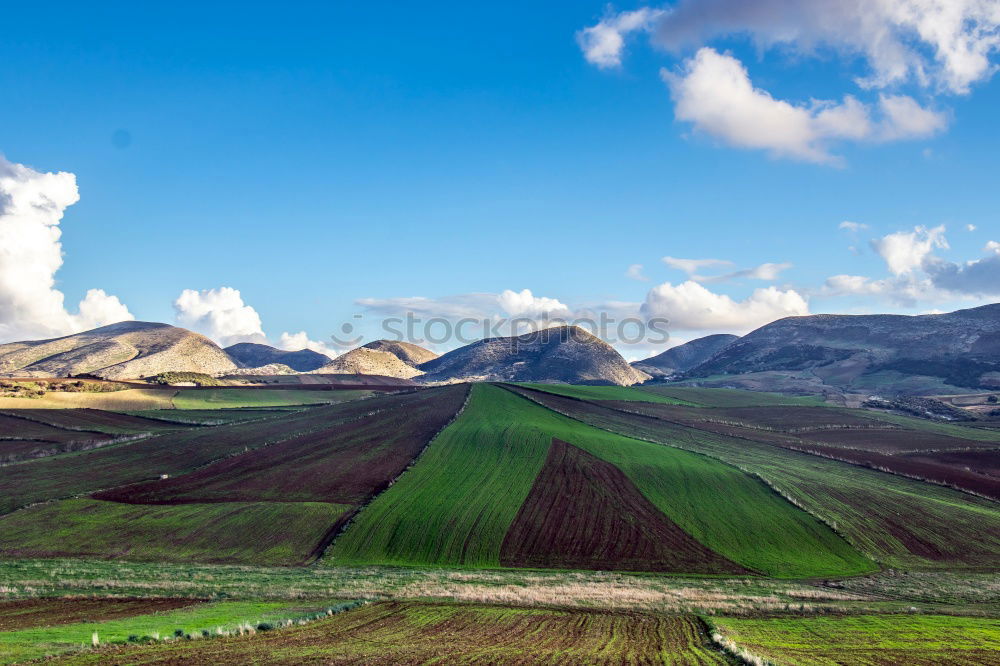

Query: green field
left=712, top=614, right=1000, bottom=665
left=329, top=384, right=871, bottom=577
left=639, top=385, right=827, bottom=407
left=516, top=383, right=697, bottom=404
left=0, top=599, right=349, bottom=664
left=0, top=499, right=349, bottom=566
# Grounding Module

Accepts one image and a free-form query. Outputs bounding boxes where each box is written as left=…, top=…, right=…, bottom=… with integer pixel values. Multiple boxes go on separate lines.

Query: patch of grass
left=712, top=614, right=1000, bottom=666
left=329, top=384, right=871, bottom=577
left=0, top=599, right=346, bottom=664
left=0, top=499, right=350, bottom=566
left=639, top=386, right=827, bottom=408
left=516, top=383, right=697, bottom=404
left=171, top=388, right=369, bottom=409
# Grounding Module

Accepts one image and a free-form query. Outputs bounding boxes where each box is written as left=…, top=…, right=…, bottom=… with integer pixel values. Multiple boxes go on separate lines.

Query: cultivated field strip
left=330, top=384, right=870, bottom=576
left=47, top=601, right=733, bottom=665
left=0, top=599, right=201, bottom=632
left=514, top=386, right=1000, bottom=570
left=0, top=499, right=351, bottom=566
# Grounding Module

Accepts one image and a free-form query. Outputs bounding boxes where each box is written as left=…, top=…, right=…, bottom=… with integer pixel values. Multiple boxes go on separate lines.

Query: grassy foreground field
left=712, top=614, right=1000, bottom=665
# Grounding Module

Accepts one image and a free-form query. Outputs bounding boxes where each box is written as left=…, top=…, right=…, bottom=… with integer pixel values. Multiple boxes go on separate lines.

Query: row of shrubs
left=151, top=372, right=225, bottom=386
left=0, top=379, right=127, bottom=398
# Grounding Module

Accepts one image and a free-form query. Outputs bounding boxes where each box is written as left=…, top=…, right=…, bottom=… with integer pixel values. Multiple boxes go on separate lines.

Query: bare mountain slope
left=317, top=347, right=424, bottom=379
left=686, top=303, right=1000, bottom=393
left=633, top=334, right=738, bottom=378
left=0, top=321, right=238, bottom=380
left=362, top=340, right=438, bottom=367
left=225, top=342, right=331, bottom=372
left=418, top=326, right=650, bottom=386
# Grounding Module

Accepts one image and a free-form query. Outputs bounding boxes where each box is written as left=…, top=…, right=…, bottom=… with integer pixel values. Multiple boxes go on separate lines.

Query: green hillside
left=328, top=384, right=871, bottom=576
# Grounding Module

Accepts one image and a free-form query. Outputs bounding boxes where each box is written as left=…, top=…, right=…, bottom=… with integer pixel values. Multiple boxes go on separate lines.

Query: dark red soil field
left=792, top=443, right=1000, bottom=500
left=903, top=448, right=1000, bottom=478
left=799, top=428, right=997, bottom=454
left=499, top=438, right=750, bottom=574
left=10, top=409, right=192, bottom=434
left=0, top=413, right=112, bottom=442
left=0, top=396, right=425, bottom=515
left=0, top=598, right=201, bottom=631
left=95, top=385, right=469, bottom=505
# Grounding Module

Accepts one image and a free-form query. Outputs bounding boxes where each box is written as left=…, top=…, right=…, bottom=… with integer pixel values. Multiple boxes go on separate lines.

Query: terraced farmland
left=49, top=601, right=732, bottom=665
left=329, top=384, right=871, bottom=576
left=712, top=614, right=1000, bottom=665
left=514, top=383, right=697, bottom=404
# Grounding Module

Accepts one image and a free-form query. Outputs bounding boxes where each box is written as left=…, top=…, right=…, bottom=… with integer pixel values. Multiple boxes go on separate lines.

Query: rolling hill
left=224, top=342, right=331, bottom=372
left=632, top=334, right=738, bottom=378
left=684, top=303, right=1000, bottom=394
left=317, top=347, right=424, bottom=379
left=417, top=326, right=650, bottom=386
left=362, top=340, right=438, bottom=366
left=0, top=322, right=238, bottom=380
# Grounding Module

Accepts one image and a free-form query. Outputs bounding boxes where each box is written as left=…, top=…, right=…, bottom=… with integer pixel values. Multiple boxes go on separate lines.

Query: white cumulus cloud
left=278, top=331, right=338, bottom=358
left=576, top=8, right=667, bottom=69
left=174, top=287, right=267, bottom=347
left=497, top=289, right=570, bottom=318
left=662, top=256, right=733, bottom=275
left=871, top=224, right=948, bottom=275
left=641, top=280, right=809, bottom=332
left=662, top=48, right=947, bottom=164
left=0, top=155, right=133, bottom=342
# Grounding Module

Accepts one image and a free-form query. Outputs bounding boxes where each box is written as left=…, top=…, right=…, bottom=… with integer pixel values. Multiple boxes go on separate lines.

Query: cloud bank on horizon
left=578, top=0, right=1000, bottom=164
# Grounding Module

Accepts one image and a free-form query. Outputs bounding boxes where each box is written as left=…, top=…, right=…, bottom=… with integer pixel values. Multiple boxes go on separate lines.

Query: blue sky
left=1, top=1, right=998, bottom=359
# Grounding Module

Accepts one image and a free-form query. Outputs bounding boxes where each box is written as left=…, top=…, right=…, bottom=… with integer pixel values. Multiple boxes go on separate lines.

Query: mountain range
left=1, top=303, right=998, bottom=393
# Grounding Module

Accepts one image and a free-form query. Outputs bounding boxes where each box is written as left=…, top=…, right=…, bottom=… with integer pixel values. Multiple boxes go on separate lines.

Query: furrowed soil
left=0, top=599, right=201, bottom=631
left=0, top=394, right=419, bottom=515
left=51, top=601, right=732, bottom=665
left=95, top=385, right=468, bottom=505
left=499, top=438, right=750, bottom=574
